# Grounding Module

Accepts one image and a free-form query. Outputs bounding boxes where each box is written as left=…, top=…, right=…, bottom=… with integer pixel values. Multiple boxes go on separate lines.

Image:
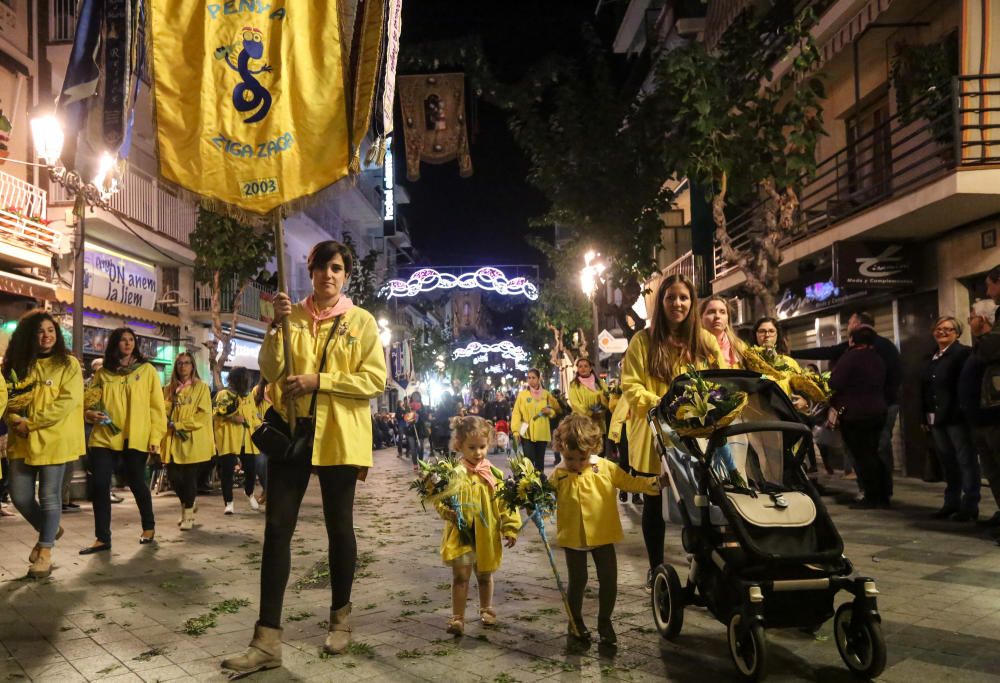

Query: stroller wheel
left=834, top=603, right=886, bottom=680
left=651, top=564, right=684, bottom=640
left=727, top=614, right=768, bottom=681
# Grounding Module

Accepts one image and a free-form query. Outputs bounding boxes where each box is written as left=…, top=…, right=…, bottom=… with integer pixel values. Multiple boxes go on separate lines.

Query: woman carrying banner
left=81, top=327, right=166, bottom=554
left=223, top=240, right=387, bottom=675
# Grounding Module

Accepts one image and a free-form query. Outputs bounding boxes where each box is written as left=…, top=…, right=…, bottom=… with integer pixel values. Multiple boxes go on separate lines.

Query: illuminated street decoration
left=453, top=340, right=528, bottom=363
left=379, top=267, right=539, bottom=300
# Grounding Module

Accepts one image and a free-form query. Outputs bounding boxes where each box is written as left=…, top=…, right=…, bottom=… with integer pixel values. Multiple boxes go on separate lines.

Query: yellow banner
left=149, top=1, right=350, bottom=214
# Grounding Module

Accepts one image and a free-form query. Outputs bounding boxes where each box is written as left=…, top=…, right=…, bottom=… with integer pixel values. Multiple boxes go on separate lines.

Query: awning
left=0, top=270, right=56, bottom=301
left=819, top=0, right=894, bottom=64
left=55, top=288, right=182, bottom=328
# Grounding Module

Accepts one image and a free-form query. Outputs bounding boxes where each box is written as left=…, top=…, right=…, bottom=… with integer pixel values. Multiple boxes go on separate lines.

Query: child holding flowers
left=550, top=414, right=660, bottom=645
left=439, top=415, right=520, bottom=636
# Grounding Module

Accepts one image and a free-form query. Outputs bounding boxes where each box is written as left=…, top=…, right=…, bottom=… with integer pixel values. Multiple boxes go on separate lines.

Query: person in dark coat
left=828, top=326, right=889, bottom=508
left=793, top=311, right=901, bottom=497
left=921, top=316, right=979, bottom=521
left=961, top=301, right=1000, bottom=527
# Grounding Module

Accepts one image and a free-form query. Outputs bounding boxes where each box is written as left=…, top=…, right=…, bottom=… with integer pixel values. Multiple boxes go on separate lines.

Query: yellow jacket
left=510, top=388, right=561, bottom=443
left=0, top=373, right=6, bottom=476
left=550, top=457, right=659, bottom=548
left=621, top=329, right=724, bottom=474
left=87, top=363, right=166, bottom=452
left=162, top=380, right=214, bottom=464
left=213, top=389, right=261, bottom=455
left=437, top=465, right=521, bottom=573
left=608, top=394, right=630, bottom=444
left=568, top=378, right=609, bottom=432
left=7, top=356, right=85, bottom=466
left=260, top=304, right=387, bottom=468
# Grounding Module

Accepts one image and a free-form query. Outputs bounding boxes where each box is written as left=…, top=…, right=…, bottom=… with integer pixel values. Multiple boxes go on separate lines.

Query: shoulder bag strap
left=306, top=315, right=343, bottom=420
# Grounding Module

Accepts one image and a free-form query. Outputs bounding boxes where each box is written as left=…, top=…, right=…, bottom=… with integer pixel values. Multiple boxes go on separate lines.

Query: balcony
left=714, top=74, right=1000, bottom=282
left=193, top=278, right=276, bottom=325
left=49, top=164, right=197, bottom=246
left=0, top=170, right=58, bottom=269
left=48, top=0, right=75, bottom=43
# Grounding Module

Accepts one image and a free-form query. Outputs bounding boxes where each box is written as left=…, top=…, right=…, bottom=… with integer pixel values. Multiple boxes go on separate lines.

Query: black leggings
left=168, top=462, right=200, bottom=509
left=641, top=484, right=665, bottom=571
left=89, top=447, right=155, bottom=543
left=522, top=439, right=548, bottom=472
left=259, top=463, right=358, bottom=628
left=218, top=453, right=256, bottom=502
left=564, top=544, right=617, bottom=626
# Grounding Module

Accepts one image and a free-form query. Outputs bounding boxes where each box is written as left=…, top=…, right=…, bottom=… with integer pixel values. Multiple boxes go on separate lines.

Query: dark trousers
left=167, top=462, right=200, bottom=509
left=973, top=424, right=1000, bottom=509
left=841, top=415, right=890, bottom=504
left=522, top=439, right=547, bottom=472
left=258, top=463, right=358, bottom=629
left=932, top=422, right=981, bottom=513
left=564, top=544, right=617, bottom=628
left=218, top=452, right=256, bottom=502
left=89, top=447, right=155, bottom=543
left=407, top=426, right=424, bottom=466
left=641, top=488, right=665, bottom=570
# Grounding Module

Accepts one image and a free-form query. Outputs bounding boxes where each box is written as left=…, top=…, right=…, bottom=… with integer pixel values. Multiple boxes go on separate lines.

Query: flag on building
left=397, top=73, right=473, bottom=181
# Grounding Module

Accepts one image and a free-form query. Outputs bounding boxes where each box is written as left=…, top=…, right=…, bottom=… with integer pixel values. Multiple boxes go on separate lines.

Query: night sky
left=395, top=1, right=612, bottom=269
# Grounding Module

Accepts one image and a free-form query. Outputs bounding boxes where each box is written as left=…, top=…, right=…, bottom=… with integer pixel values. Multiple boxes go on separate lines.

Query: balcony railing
left=193, top=278, right=276, bottom=323
left=714, top=74, right=1000, bottom=278
left=49, top=165, right=197, bottom=246
left=0, top=170, right=57, bottom=254
left=49, top=0, right=75, bottom=42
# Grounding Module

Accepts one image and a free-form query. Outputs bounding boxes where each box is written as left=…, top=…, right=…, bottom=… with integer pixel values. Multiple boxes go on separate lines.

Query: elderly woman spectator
left=921, top=316, right=979, bottom=522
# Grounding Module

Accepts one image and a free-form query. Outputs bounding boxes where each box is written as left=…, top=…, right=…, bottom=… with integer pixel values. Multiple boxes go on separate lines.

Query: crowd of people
left=5, top=238, right=1000, bottom=675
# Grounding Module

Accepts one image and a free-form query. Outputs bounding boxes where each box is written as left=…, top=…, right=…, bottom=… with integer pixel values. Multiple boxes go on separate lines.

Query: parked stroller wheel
left=651, top=564, right=684, bottom=640
left=727, top=614, right=768, bottom=681
left=834, top=603, right=886, bottom=679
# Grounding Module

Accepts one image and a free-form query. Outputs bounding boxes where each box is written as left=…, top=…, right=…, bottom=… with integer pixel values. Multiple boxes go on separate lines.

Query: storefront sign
left=84, top=244, right=158, bottom=310
left=833, top=241, right=914, bottom=290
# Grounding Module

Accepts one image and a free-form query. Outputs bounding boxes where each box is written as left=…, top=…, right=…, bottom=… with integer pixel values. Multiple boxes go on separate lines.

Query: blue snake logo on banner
left=214, top=26, right=273, bottom=124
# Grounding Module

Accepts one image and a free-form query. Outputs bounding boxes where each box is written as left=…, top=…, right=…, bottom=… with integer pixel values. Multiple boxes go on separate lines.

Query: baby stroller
left=647, top=370, right=885, bottom=681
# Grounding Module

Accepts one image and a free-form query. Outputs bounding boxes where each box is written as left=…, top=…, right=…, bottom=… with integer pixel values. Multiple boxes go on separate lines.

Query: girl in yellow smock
left=621, top=274, right=723, bottom=587
left=439, top=416, right=520, bottom=637
left=510, top=368, right=561, bottom=473
left=162, top=352, right=214, bottom=531
left=551, top=414, right=660, bottom=644
left=2, top=310, right=84, bottom=579
left=81, top=327, right=166, bottom=554
left=214, top=366, right=262, bottom=514
left=701, top=296, right=747, bottom=370
left=568, top=357, right=609, bottom=430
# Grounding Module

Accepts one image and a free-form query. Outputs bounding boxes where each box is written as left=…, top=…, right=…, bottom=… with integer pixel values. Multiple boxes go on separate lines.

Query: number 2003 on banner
left=241, top=177, right=280, bottom=199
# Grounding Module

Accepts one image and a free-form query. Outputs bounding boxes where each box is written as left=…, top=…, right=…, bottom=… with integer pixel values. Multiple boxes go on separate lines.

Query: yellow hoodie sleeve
left=27, top=358, right=82, bottom=431
left=318, top=315, right=387, bottom=399
left=608, top=395, right=630, bottom=442
left=0, top=372, right=7, bottom=417
left=174, top=382, right=211, bottom=432
left=609, top=460, right=660, bottom=495
left=147, top=366, right=167, bottom=445
left=510, top=391, right=525, bottom=436
left=622, top=332, right=661, bottom=416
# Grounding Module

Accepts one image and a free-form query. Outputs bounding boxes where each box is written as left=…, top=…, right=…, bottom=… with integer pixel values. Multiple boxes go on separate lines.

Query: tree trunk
left=208, top=270, right=248, bottom=389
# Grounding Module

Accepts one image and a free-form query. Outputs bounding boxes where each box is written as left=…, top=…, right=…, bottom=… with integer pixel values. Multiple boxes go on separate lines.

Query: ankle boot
left=324, top=603, right=352, bottom=654
left=179, top=508, right=195, bottom=531
left=221, top=624, right=282, bottom=673
left=28, top=547, right=52, bottom=579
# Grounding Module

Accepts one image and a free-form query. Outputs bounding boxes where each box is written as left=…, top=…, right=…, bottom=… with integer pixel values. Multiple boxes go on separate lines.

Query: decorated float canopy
left=379, top=267, right=539, bottom=301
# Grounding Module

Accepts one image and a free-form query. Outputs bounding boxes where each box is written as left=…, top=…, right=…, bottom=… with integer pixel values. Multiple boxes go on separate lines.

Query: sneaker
left=247, top=493, right=260, bottom=511
left=224, top=502, right=234, bottom=515
left=110, top=492, right=124, bottom=504
left=618, top=491, right=627, bottom=503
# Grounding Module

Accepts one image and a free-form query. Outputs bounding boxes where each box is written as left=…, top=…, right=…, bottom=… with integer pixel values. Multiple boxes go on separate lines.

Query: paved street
left=2, top=449, right=1000, bottom=682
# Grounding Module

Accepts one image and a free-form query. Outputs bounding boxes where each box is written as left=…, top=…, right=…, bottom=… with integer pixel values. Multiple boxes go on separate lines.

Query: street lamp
left=580, top=250, right=606, bottom=357
left=31, top=113, right=120, bottom=359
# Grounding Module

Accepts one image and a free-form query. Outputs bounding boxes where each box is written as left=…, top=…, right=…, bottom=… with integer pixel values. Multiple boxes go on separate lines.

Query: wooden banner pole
left=272, top=208, right=296, bottom=426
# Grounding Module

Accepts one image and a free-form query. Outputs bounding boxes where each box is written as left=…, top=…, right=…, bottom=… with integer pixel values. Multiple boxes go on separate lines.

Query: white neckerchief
left=932, top=342, right=955, bottom=361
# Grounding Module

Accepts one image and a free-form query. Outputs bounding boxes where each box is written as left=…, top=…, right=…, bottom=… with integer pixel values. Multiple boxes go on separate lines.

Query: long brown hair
left=2, top=309, right=71, bottom=381
left=165, top=352, right=200, bottom=401
left=700, top=296, right=744, bottom=365
left=647, top=274, right=711, bottom=381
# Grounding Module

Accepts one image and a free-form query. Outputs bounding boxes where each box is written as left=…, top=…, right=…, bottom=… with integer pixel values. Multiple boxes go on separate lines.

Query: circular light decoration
left=453, top=340, right=529, bottom=364
left=379, top=267, right=539, bottom=301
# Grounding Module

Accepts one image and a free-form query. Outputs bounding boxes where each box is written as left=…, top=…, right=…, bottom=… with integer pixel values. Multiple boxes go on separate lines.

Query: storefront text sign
left=83, top=245, right=158, bottom=310
left=833, top=241, right=914, bottom=290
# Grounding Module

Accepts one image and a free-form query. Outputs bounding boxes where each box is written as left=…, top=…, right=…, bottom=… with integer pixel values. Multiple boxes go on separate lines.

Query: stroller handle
left=706, top=420, right=811, bottom=448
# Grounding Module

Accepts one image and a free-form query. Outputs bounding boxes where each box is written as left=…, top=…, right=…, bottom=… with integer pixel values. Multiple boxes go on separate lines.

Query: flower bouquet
left=665, top=366, right=748, bottom=439
left=499, top=456, right=580, bottom=637
left=742, top=345, right=794, bottom=381
left=788, top=370, right=833, bottom=403
left=84, top=382, right=121, bottom=435
left=4, top=370, right=35, bottom=419
left=215, top=392, right=247, bottom=429
left=410, top=455, right=475, bottom=546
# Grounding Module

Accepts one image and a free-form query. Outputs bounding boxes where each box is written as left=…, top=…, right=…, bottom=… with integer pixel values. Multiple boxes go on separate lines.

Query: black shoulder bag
left=252, top=316, right=340, bottom=465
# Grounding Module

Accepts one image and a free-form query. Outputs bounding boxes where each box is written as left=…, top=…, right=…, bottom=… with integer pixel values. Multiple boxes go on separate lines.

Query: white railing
left=193, top=278, right=276, bottom=322
left=49, top=165, right=197, bottom=246
left=0, top=170, right=57, bottom=253
left=49, top=0, right=76, bottom=42
left=664, top=250, right=696, bottom=281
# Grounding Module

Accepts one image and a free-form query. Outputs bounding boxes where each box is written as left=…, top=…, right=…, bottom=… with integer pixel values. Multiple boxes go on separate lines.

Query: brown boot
left=179, top=508, right=195, bottom=531
left=221, top=624, right=282, bottom=674
left=31, top=526, right=64, bottom=562
left=28, top=547, right=52, bottom=579
left=324, top=603, right=353, bottom=654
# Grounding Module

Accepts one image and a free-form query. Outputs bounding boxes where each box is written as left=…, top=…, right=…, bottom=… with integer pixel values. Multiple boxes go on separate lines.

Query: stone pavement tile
left=53, top=636, right=111, bottom=661
left=98, top=673, right=145, bottom=683
left=924, top=567, right=1000, bottom=590
left=69, top=651, right=129, bottom=679
left=177, top=655, right=231, bottom=679
left=136, top=663, right=194, bottom=682
left=881, top=658, right=1000, bottom=683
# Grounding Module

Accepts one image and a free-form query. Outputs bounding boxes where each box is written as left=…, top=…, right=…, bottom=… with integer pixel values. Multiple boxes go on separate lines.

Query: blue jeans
left=8, top=459, right=65, bottom=548
left=877, top=405, right=899, bottom=497
left=932, top=423, right=981, bottom=513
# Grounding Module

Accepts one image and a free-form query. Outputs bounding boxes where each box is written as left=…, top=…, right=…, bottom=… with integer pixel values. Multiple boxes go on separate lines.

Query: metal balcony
left=193, top=278, right=277, bottom=323
left=48, top=0, right=76, bottom=43
left=0, top=170, right=57, bottom=267
left=714, top=74, right=1000, bottom=279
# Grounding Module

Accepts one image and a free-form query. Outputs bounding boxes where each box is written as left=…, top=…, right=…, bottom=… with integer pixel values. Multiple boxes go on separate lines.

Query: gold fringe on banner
left=348, top=0, right=388, bottom=175
left=364, top=136, right=387, bottom=166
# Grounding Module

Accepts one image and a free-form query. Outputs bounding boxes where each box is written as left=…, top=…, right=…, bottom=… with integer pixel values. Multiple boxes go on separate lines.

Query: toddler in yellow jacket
left=438, top=416, right=520, bottom=637
left=550, top=414, right=660, bottom=646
